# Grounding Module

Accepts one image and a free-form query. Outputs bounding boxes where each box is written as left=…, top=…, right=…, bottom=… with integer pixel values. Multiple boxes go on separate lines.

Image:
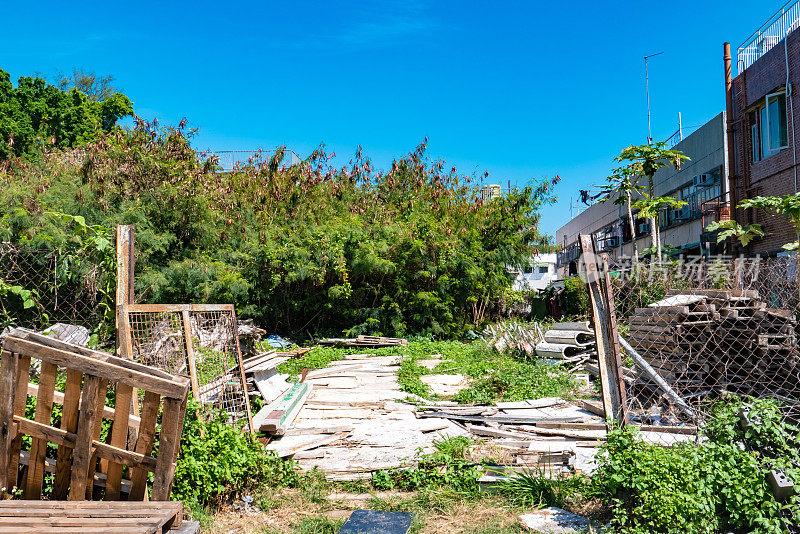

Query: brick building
left=729, top=2, right=800, bottom=254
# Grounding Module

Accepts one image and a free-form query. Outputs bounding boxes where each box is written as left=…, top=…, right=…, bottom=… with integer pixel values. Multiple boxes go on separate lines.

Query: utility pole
left=644, top=52, right=664, bottom=145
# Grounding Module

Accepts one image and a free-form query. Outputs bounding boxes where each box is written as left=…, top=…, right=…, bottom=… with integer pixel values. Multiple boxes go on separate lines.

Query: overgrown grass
left=276, top=339, right=579, bottom=404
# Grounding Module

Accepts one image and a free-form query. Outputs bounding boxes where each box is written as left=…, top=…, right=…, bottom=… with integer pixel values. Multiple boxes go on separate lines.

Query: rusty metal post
left=724, top=43, right=737, bottom=225
left=579, top=234, right=629, bottom=425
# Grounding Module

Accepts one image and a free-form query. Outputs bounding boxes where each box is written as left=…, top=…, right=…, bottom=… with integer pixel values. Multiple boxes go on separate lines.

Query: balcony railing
left=737, top=0, right=800, bottom=73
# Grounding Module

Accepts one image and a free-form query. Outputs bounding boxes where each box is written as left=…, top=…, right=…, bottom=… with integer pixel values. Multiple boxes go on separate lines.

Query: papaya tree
left=602, top=166, right=644, bottom=269
left=632, top=195, right=687, bottom=260
left=615, top=142, right=690, bottom=262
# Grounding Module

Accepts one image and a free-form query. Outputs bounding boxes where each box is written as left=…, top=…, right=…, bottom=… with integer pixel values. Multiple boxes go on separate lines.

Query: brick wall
left=732, top=28, right=800, bottom=254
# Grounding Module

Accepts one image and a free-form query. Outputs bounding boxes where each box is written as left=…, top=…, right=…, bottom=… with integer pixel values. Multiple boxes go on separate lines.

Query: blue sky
left=1, top=0, right=778, bottom=238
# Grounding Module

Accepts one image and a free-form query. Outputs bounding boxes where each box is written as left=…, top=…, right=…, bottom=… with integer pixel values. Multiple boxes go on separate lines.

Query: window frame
left=750, top=91, right=789, bottom=162
left=765, top=91, right=789, bottom=152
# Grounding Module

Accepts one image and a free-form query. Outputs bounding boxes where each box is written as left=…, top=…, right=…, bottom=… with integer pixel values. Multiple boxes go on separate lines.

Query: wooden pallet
left=0, top=500, right=187, bottom=533
left=0, top=329, right=190, bottom=501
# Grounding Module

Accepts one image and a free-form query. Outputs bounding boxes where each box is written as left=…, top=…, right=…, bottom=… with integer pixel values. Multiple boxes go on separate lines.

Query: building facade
left=729, top=2, right=800, bottom=255
left=556, top=113, right=730, bottom=277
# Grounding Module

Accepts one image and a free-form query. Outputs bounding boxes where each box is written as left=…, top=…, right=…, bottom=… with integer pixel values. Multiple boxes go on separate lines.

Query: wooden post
left=579, top=234, right=629, bottom=425
left=115, top=225, right=135, bottom=358
left=0, top=350, right=18, bottom=492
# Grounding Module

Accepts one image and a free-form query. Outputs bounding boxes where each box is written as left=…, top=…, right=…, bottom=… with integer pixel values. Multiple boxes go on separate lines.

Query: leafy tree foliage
left=53, top=68, right=118, bottom=102
left=0, top=121, right=556, bottom=339
left=0, top=69, right=133, bottom=159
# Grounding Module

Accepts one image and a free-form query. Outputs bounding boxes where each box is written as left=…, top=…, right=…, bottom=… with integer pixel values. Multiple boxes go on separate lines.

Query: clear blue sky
left=1, top=0, right=778, bottom=239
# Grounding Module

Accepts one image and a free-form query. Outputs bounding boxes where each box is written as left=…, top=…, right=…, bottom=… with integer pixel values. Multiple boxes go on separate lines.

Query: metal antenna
left=644, top=52, right=664, bottom=145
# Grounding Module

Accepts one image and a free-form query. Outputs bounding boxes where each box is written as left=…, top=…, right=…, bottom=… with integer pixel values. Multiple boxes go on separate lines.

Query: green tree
left=632, top=195, right=686, bottom=260
left=0, top=69, right=133, bottom=159
left=615, top=142, right=690, bottom=261
left=54, top=68, right=117, bottom=102
left=739, top=193, right=800, bottom=251
left=705, top=219, right=764, bottom=249
left=0, top=123, right=556, bottom=339
left=602, top=165, right=644, bottom=268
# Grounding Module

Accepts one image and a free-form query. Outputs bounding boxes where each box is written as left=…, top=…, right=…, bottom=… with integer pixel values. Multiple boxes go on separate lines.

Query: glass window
left=767, top=92, right=788, bottom=151
left=750, top=111, right=760, bottom=162
left=538, top=266, right=548, bottom=274
left=760, top=105, right=770, bottom=159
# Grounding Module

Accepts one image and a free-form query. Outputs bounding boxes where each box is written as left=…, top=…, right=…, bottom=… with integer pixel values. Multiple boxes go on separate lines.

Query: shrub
left=172, top=401, right=301, bottom=514
left=0, top=123, right=557, bottom=339
left=591, top=426, right=787, bottom=534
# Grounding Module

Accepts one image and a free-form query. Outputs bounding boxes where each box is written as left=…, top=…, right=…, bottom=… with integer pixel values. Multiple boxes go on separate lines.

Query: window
left=750, top=91, right=788, bottom=162
left=538, top=265, right=549, bottom=274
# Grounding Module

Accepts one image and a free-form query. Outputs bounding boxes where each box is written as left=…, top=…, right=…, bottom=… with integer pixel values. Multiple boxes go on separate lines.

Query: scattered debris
left=519, top=507, right=601, bottom=533
left=536, top=322, right=597, bottom=364
left=318, top=335, right=408, bottom=348
left=483, top=321, right=544, bottom=355
left=39, top=322, right=91, bottom=346
left=420, top=373, right=471, bottom=396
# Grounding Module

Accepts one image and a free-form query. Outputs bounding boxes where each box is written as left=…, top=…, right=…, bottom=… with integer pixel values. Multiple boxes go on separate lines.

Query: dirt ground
left=199, top=488, right=526, bottom=534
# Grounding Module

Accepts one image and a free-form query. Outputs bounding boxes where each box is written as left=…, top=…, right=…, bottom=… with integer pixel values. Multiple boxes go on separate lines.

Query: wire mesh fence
left=610, top=256, right=800, bottom=438
left=0, top=243, right=107, bottom=332
left=121, top=304, right=252, bottom=429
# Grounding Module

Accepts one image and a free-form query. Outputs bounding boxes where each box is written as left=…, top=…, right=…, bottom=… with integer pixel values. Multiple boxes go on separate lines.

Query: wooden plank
left=579, top=235, right=627, bottom=424
left=115, top=224, right=135, bottom=359
left=231, top=313, right=255, bottom=434
left=418, top=412, right=586, bottom=424
left=6, top=354, right=30, bottom=490
left=25, top=361, right=58, bottom=499
left=14, top=416, right=76, bottom=448
left=86, top=378, right=108, bottom=499
left=7, top=329, right=179, bottom=382
left=0, top=350, right=17, bottom=492
left=2, top=336, right=189, bottom=399
left=128, top=391, right=161, bottom=501
left=254, top=382, right=311, bottom=434
left=180, top=310, right=201, bottom=402
left=67, top=375, right=105, bottom=501
left=53, top=368, right=82, bottom=500
left=151, top=397, right=182, bottom=501
left=105, top=383, right=133, bottom=500
left=92, top=441, right=156, bottom=471
left=123, top=303, right=234, bottom=313
left=18, top=452, right=133, bottom=494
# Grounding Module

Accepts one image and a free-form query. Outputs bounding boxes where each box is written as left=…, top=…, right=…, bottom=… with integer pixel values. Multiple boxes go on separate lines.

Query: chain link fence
left=609, top=256, right=799, bottom=434
left=0, top=243, right=108, bottom=332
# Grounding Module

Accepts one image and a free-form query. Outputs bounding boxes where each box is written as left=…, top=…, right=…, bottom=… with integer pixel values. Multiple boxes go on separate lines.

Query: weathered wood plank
left=53, top=368, right=82, bottom=499
left=24, top=361, right=57, bottom=499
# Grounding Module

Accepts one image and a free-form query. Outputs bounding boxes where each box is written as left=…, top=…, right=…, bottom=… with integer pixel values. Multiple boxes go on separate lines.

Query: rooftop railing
left=737, top=0, right=800, bottom=73
left=197, top=149, right=303, bottom=172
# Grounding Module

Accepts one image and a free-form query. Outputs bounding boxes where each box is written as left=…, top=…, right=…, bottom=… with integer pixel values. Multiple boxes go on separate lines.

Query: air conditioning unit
left=637, top=222, right=651, bottom=234
left=605, top=236, right=620, bottom=248
left=759, top=35, right=781, bottom=54
left=693, top=174, right=714, bottom=187
left=674, top=206, right=692, bottom=220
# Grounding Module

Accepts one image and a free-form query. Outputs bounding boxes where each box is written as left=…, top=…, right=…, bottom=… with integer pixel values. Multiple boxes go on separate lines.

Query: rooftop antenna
left=644, top=51, right=664, bottom=145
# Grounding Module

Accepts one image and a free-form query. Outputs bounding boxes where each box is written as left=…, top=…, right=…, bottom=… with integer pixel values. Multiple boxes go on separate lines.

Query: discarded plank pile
left=0, top=328, right=190, bottom=502
left=317, top=336, right=407, bottom=348
left=259, top=353, right=468, bottom=479
left=417, top=397, right=603, bottom=477
left=627, top=289, right=800, bottom=402
left=535, top=321, right=597, bottom=364
left=0, top=500, right=193, bottom=533
left=483, top=321, right=544, bottom=355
